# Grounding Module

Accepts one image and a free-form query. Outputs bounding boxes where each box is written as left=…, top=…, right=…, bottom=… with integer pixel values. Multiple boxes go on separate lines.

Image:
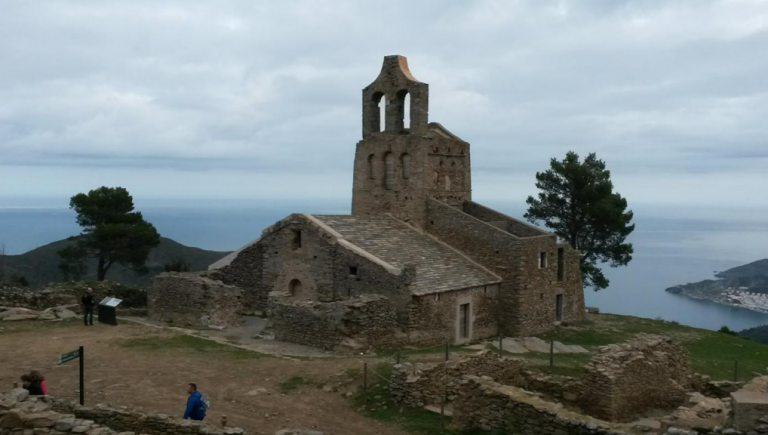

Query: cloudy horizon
left=2, top=1, right=767, bottom=211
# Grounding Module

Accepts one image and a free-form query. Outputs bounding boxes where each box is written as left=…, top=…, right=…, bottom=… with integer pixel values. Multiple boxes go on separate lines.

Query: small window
left=349, top=266, right=358, bottom=277
left=540, top=293, right=544, bottom=300
left=291, top=230, right=302, bottom=250
left=539, top=252, right=547, bottom=269
left=557, top=248, right=564, bottom=281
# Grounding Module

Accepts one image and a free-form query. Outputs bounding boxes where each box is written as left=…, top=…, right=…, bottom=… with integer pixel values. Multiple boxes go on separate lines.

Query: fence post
left=549, top=339, right=554, bottom=367
left=734, top=360, right=739, bottom=382
left=363, top=362, right=368, bottom=402
left=445, top=342, right=449, bottom=362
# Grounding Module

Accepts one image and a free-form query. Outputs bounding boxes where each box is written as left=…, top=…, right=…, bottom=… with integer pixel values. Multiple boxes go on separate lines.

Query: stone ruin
left=388, top=334, right=768, bottom=433
left=268, top=292, right=400, bottom=350
left=580, top=334, right=690, bottom=422
left=148, top=273, right=243, bottom=329
left=0, top=388, right=246, bottom=435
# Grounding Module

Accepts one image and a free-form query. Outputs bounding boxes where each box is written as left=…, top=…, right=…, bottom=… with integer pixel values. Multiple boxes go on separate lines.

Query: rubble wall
left=148, top=272, right=243, bottom=329
left=268, top=292, right=400, bottom=350
left=451, top=376, right=624, bottom=435
left=390, top=351, right=524, bottom=407
left=580, top=334, right=690, bottom=422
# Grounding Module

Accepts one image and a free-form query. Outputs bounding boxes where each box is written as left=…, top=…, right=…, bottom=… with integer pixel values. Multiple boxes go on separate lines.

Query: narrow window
left=557, top=248, right=564, bottom=281
left=401, top=153, right=411, bottom=179
left=380, top=94, right=387, bottom=132
left=347, top=288, right=352, bottom=298
left=291, top=230, right=302, bottom=250
left=555, top=294, right=564, bottom=322
left=367, top=154, right=375, bottom=179
left=348, top=266, right=358, bottom=277
left=460, top=303, right=470, bottom=339
left=396, top=89, right=410, bottom=131
left=384, top=152, right=395, bottom=190
left=435, top=293, right=441, bottom=302
left=539, top=252, right=547, bottom=269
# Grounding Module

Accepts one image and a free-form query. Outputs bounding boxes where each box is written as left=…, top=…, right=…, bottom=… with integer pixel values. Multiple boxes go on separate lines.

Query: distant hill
left=716, top=259, right=768, bottom=279
left=0, top=237, right=230, bottom=287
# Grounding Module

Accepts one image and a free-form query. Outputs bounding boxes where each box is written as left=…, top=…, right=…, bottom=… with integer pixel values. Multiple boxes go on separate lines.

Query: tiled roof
left=312, top=215, right=501, bottom=295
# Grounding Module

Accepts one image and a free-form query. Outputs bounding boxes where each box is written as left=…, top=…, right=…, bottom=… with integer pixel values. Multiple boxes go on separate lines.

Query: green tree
left=525, top=152, right=634, bottom=290
left=164, top=258, right=190, bottom=272
left=57, top=187, right=161, bottom=281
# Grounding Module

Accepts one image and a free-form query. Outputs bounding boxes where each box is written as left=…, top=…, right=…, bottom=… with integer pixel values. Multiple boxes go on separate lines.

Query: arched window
left=396, top=89, right=410, bottom=131
left=401, top=153, right=411, bottom=179
left=384, top=152, right=395, bottom=190
left=289, top=279, right=303, bottom=298
left=369, top=92, right=385, bottom=133
left=367, top=154, right=375, bottom=179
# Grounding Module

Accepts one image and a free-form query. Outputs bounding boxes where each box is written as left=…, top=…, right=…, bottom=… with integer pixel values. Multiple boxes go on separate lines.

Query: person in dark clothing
left=183, top=383, right=206, bottom=421
left=81, top=287, right=94, bottom=326
left=23, top=373, right=44, bottom=395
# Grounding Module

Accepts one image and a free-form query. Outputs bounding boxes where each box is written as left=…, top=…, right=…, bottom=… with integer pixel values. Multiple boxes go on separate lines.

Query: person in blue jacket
left=183, top=383, right=206, bottom=421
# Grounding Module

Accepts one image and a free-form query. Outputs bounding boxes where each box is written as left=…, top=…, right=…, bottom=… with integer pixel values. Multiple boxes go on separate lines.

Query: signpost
left=57, top=346, right=84, bottom=405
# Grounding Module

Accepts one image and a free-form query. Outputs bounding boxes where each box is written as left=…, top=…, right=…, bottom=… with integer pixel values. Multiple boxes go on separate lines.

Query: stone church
left=149, top=55, right=584, bottom=349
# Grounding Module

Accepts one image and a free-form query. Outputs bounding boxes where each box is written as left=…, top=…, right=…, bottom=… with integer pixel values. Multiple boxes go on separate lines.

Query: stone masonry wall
left=268, top=292, right=401, bottom=350
left=462, top=201, right=547, bottom=238
left=408, top=285, right=498, bottom=345
left=0, top=388, right=245, bottom=435
left=215, top=214, right=413, bottom=319
left=451, top=376, right=625, bottom=435
left=426, top=198, right=585, bottom=336
left=390, top=351, right=524, bottom=408
left=580, top=334, right=690, bottom=422
left=149, top=272, right=243, bottom=329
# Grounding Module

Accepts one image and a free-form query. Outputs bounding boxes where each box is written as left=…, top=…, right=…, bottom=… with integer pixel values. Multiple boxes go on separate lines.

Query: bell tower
left=352, top=55, right=472, bottom=228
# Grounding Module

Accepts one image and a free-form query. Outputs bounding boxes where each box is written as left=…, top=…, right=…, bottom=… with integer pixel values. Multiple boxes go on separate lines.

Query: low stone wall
left=580, top=334, right=690, bottom=422
left=520, top=370, right=585, bottom=402
left=0, top=281, right=147, bottom=310
left=268, top=292, right=400, bottom=350
left=0, top=388, right=245, bottom=435
left=391, top=351, right=524, bottom=407
left=451, top=375, right=625, bottom=435
left=149, top=273, right=243, bottom=329
left=690, top=372, right=744, bottom=398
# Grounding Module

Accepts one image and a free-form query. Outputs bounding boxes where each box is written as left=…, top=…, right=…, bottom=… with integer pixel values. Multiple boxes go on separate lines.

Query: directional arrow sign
left=57, top=349, right=80, bottom=365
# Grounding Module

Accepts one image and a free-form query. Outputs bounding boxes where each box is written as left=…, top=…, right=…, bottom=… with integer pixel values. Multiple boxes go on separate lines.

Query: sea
left=1, top=196, right=767, bottom=332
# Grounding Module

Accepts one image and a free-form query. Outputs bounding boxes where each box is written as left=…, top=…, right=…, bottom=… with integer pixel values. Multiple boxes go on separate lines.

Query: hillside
left=665, top=258, right=768, bottom=312
left=0, top=237, right=230, bottom=287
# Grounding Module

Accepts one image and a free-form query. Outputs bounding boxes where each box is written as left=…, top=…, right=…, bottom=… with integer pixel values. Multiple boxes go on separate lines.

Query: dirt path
left=0, top=321, right=408, bottom=435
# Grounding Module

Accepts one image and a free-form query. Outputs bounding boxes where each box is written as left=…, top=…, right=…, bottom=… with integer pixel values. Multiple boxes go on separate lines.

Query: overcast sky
left=1, top=0, right=767, bottom=210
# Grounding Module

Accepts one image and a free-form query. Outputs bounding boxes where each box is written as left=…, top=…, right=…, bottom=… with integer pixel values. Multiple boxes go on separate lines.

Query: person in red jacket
left=30, top=371, right=47, bottom=395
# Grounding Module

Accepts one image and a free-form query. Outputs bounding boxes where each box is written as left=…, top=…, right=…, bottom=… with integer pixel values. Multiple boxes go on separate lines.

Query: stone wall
left=390, top=351, right=524, bottom=408
left=462, top=201, right=547, bottom=238
left=214, top=214, right=413, bottom=318
left=425, top=198, right=584, bottom=337
left=580, top=334, right=690, bottom=422
left=149, top=272, right=243, bottom=329
left=408, top=285, right=498, bottom=345
left=0, top=388, right=245, bottom=435
left=690, top=373, right=744, bottom=398
left=268, top=292, right=400, bottom=350
left=451, top=375, right=625, bottom=435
